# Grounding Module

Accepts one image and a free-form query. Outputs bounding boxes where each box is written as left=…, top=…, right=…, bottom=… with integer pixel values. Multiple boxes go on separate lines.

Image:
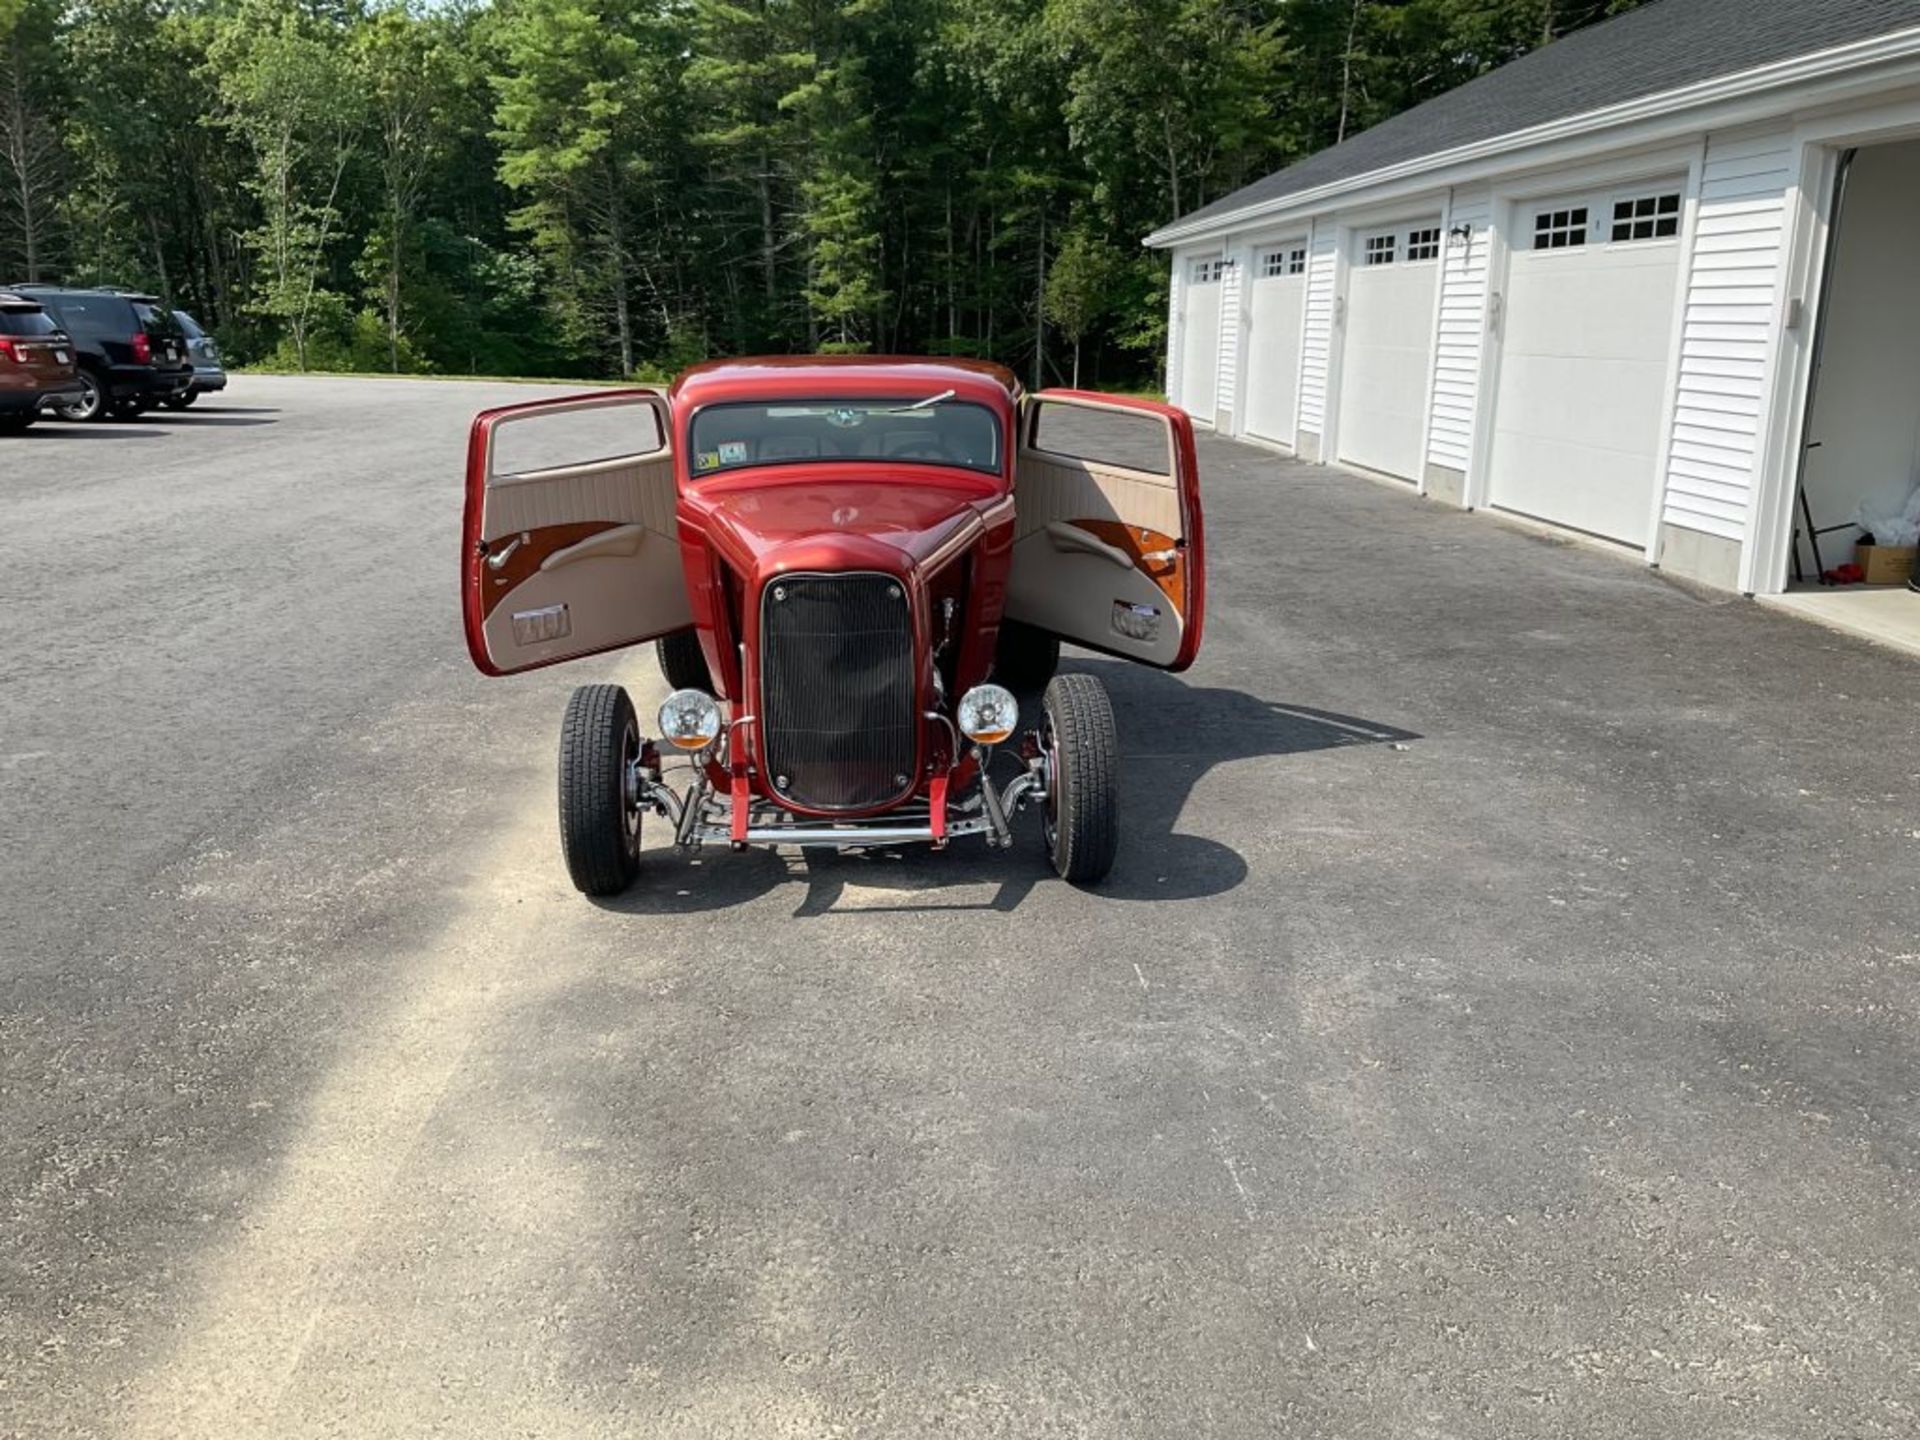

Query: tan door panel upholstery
left=540, top=522, right=646, bottom=570
left=1045, top=520, right=1133, bottom=569
left=482, top=454, right=678, bottom=538
left=478, top=451, right=690, bottom=670
left=1008, top=447, right=1187, bottom=668
left=1012, top=452, right=1182, bottom=539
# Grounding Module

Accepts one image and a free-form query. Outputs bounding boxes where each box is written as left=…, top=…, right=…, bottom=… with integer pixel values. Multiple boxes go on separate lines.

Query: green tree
left=780, top=0, right=886, bottom=350
left=1044, top=226, right=1121, bottom=388
left=686, top=0, right=810, bottom=348
left=493, top=0, right=691, bottom=376
left=355, top=4, right=457, bottom=371
left=62, top=0, right=239, bottom=311
left=210, top=0, right=363, bottom=369
left=0, top=0, right=62, bottom=280
left=1048, top=0, right=1286, bottom=224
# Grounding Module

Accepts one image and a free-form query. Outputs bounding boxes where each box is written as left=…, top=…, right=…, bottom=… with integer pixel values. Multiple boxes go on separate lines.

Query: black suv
left=7, top=286, right=193, bottom=420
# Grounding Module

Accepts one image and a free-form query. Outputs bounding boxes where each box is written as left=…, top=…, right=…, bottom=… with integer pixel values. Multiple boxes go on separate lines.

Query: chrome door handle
left=486, top=533, right=528, bottom=570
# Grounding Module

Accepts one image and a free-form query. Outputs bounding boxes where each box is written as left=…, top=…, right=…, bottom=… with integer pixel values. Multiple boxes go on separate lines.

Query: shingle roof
left=1160, top=0, right=1920, bottom=238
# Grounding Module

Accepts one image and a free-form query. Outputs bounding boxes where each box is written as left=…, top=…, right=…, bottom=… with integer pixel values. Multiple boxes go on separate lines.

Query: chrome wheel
left=619, top=722, right=644, bottom=856
left=1039, top=714, right=1061, bottom=853
left=56, top=372, right=104, bottom=422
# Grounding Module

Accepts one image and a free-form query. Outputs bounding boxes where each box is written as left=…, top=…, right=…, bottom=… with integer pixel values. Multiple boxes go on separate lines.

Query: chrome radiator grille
left=759, top=573, right=917, bottom=810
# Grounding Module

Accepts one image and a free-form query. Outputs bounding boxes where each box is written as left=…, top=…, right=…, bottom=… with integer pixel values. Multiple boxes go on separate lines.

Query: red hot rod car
left=461, top=357, right=1203, bottom=895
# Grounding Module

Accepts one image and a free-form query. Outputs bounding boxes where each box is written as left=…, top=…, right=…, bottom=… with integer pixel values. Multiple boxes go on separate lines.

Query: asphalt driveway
left=1, top=376, right=1916, bottom=1437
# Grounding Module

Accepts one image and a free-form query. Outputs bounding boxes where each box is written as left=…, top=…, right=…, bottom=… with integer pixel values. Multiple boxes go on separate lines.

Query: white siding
left=1427, top=188, right=1492, bottom=473
left=1660, top=130, right=1796, bottom=540
left=1298, top=226, right=1339, bottom=436
left=1216, top=255, right=1243, bottom=422
left=1165, top=257, right=1185, bottom=407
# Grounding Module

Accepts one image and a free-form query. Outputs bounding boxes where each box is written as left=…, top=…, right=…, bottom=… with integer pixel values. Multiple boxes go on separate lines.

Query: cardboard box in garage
left=1856, top=542, right=1918, bottom=585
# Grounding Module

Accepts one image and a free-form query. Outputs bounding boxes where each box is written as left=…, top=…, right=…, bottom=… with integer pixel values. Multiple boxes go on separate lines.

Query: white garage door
left=1337, top=221, right=1442, bottom=480
left=1177, top=255, right=1223, bottom=424
left=1243, top=241, right=1308, bottom=445
left=1487, top=186, right=1685, bottom=546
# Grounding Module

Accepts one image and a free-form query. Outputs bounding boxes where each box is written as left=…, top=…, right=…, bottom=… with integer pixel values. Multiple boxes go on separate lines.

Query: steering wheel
left=888, top=436, right=964, bottom=464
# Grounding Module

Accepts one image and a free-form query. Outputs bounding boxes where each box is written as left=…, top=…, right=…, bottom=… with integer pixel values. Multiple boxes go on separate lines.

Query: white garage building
left=1147, top=0, right=1920, bottom=598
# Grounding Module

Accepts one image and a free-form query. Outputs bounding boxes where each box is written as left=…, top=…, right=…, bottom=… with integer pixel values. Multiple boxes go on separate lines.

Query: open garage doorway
left=1786, top=140, right=1920, bottom=641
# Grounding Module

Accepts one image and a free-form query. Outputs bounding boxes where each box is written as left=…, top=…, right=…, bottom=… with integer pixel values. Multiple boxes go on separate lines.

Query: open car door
left=1005, top=391, right=1205, bottom=670
left=461, top=389, right=690, bottom=675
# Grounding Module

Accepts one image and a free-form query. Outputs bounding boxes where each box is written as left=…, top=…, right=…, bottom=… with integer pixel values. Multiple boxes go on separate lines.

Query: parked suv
left=169, top=310, right=226, bottom=407
left=8, top=285, right=192, bottom=420
left=0, top=290, right=82, bottom=433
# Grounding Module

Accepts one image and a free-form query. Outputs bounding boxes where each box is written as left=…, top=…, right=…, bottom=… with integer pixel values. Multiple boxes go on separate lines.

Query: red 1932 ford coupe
left=461, top=356, right=1203, bottom=896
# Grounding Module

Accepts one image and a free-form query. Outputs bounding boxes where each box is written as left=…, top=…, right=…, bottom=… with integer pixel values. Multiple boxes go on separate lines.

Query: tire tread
left=558, top=684, right=641, bottom=896
left=1044, top=673, right=1119, bottom=883
left=655, top=628, right=711, bottom=691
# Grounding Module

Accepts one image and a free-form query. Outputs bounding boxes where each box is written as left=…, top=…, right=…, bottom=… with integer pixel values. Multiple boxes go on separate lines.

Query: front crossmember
left=630, top=745, right=1049, bottom=853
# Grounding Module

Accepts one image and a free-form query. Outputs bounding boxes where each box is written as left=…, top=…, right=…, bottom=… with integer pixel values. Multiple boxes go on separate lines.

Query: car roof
left=7, top=284, right=157, bottom=303
left=671, top=355, right=1021, bottom=410
left=0, top=290, right=43, bottom=311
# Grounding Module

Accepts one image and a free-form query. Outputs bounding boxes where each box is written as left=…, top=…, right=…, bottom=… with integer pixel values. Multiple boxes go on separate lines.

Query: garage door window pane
left=1256, top=248, right=1307, bottom=278
left=1611, top=192, right=1681, bottom=242
left=1533, top=206, right=1588, bottom=250
left=1364, top=234, right=1396, bottom=266
left=1191, top=259, right=1223, bottom=284
left=1406, top=227, right=1441, bottom=261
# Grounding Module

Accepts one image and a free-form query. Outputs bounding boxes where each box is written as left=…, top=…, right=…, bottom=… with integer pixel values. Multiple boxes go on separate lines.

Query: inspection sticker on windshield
left=717, top=441, right=748, bottom=464
left=1112, top=600, right=1161, bottom=642
left=694, top=450, right=722, bottom=471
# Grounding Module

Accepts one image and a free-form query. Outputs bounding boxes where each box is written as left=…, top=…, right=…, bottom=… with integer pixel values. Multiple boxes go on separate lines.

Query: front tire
left=1041, top=673, right=1119, bottom=884
left=655, top=628, right=712, bottom=691
left=164, top=390, right=198, bottom=410
left=558, top=684, right=645, bottom=896
left=994, top=620, right=1060, bottom=692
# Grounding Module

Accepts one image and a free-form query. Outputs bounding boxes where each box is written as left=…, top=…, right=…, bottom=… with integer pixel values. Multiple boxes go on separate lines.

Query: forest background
left=0, top=0, right=1644, bottom=383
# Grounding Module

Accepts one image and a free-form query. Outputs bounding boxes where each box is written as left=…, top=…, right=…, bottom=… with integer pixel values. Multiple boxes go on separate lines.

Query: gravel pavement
left=2, top=374, right=1916, bottom=1437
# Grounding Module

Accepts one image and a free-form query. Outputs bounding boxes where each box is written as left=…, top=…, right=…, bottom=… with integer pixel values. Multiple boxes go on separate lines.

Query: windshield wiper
left=884, top=388, right=955, bottom=414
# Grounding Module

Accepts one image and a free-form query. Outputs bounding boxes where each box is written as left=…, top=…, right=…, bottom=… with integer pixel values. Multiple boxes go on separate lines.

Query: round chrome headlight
left=658, top=688, right=722, bottom=751
left=956, top=683, right=1018, bottom=746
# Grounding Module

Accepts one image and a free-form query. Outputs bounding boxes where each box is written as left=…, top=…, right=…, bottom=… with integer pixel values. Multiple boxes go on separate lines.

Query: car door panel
left=463, top=390, right=691, bottom=675
left=1006, top=392, right=1204, bottom=671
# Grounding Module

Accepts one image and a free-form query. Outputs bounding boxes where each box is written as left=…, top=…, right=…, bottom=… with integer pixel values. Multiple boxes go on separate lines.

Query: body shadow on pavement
left=146, top=415, right=280, bottom=427
left=597, top=658, right=1419, bottom=918
left=18, top=425, right=171, bottom=440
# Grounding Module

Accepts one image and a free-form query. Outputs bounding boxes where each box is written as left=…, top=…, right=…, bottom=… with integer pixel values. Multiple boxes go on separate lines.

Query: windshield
left=688, top=397, right=1003, bottom=478
left=173, top=310, right=205, bottom=338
